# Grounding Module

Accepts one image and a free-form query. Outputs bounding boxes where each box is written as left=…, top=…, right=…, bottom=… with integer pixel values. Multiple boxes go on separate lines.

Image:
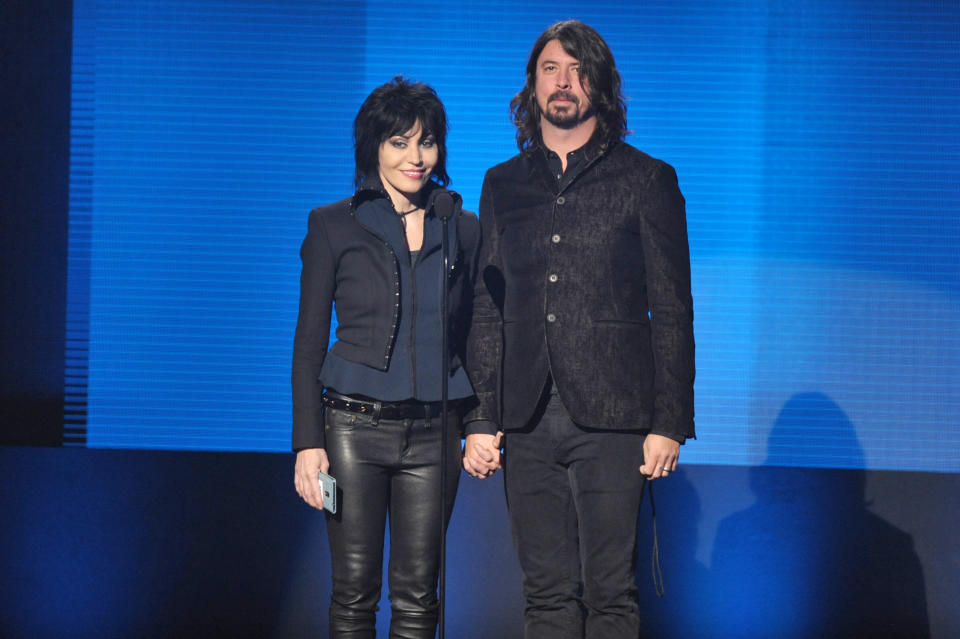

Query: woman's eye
left=391, top=140, right=406, bottom=149
left=421, top=139, right=435, bottom=148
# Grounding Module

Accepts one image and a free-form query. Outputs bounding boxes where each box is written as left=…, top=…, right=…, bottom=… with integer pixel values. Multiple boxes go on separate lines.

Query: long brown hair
left=510, top=20, right=627, bottom=153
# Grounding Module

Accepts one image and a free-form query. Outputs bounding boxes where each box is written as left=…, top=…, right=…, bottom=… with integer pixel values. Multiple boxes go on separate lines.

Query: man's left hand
left=463, top=432, right=503, bottom=479
left=639, top=433, right=679, bottom=480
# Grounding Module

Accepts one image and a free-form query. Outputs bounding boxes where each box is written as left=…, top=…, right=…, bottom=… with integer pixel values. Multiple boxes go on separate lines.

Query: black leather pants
left=324, top=406, right=461, bottom=639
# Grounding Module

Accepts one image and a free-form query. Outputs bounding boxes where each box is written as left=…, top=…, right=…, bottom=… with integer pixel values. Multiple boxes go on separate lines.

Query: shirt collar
left=532, top=131, right=612, bottom=164
left=352, top=176, right=460, bottom=220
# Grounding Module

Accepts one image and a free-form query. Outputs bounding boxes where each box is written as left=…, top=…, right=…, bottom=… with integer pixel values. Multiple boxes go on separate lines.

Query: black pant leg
left=566, top=423, right=645, bottom=638
left=386, top=411, right=461, bottom=639
left=324, top=408, right=391, bottom=639
left=504, top=394, right=586, bottom=639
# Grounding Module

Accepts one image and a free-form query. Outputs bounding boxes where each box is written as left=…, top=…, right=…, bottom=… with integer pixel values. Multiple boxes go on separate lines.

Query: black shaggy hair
left=353, top=76, right=449, bottom=188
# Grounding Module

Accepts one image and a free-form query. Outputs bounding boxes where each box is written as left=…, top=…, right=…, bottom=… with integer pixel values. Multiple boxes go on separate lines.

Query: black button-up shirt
left=543, top=146, right=585, bottom=191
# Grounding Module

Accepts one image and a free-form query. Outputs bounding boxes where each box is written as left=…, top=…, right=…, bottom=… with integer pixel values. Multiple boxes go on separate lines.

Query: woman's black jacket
left=291, top=182, right=480, bottom=451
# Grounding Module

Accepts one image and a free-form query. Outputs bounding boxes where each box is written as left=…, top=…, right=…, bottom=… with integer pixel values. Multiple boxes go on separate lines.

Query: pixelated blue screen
left=66, top=1, right=959, bottom=471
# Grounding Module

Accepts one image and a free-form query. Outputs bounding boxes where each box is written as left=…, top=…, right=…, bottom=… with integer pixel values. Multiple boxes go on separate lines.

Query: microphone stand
left=434, top=192, right=455, bottom=639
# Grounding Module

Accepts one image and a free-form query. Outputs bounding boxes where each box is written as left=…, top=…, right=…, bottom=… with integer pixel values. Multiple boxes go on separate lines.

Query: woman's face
left=377, top=119, right=438, bottom=204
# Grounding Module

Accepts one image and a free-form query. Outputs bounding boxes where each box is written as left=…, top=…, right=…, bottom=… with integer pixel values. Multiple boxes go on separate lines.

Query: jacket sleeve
left=451, top=206, right=479, bottom=370
left=640, top=161, right=696, bottom=441
left=291, top=208, right=336, bottom=451
left=463, top=175, right=503, bottom=435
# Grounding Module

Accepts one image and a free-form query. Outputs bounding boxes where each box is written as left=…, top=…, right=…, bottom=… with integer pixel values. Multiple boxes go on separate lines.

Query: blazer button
left=556, top=196, right=565, bottom=205
left=548, top=274, right=558, bottom=283
left=546, top=313, right=557, bottom=323
left=551, top=234, right=561, bottom=243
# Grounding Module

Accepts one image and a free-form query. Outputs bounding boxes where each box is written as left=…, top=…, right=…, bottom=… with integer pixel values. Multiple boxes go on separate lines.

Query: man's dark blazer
left=465, top=139, right=695, bottom=442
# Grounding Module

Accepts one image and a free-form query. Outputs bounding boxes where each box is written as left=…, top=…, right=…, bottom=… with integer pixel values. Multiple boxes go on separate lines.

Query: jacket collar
left=351, top=175, right=391, bottom=210
left=528, top=133, right=617, bottom=194
left=351, top=175, right=462, bottom=219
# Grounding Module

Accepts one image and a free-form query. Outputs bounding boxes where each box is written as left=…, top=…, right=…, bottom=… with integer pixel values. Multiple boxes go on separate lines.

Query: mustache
left=548, top=91, right=580, bottom=105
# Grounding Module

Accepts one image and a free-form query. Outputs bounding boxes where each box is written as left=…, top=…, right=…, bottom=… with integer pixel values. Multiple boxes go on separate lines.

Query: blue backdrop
left=66, top=0, right=960, bottom=472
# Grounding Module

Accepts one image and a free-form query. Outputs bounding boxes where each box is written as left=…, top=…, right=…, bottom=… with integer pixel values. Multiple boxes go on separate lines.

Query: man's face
left=534, top=39, right=594, bottom=129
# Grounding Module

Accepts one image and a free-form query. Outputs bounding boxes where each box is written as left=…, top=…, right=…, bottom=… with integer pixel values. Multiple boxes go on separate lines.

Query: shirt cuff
left=650, top=429, right=686, bottom=445
left=464, top=419, right=499, bottom=437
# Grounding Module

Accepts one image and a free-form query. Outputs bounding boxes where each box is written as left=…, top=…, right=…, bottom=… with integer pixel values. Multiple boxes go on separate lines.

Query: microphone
left=433, top=191, right=455, bottom=221
left=435, top=187, right=454, bottom=639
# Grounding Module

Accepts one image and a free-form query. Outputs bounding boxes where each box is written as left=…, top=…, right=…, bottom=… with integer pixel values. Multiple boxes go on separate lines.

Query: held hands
left=639, top=433, right=679, bottom=481
left=294, top=447, right=330, bottom=511
left=462, top=432, right=503, bottom=479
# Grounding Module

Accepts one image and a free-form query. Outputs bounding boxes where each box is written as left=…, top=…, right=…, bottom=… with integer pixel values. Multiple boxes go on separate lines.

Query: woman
left=291, top=77, right=479, bottom=638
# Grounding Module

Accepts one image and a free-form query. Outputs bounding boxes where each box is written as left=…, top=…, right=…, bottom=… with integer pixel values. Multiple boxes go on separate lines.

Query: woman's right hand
left=294, top=448, right=331, bottom=511
left=462, top=432, right=503, bottom=479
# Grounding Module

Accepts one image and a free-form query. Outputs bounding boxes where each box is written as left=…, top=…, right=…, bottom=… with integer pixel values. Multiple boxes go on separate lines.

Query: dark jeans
left=504, top=390, right=647, bottom=639
left=324, top=407, right=461, bottom=639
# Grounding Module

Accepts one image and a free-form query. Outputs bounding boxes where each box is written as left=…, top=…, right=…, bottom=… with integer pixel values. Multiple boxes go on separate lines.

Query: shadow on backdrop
left=709, top=392, right=929, bottom=638
left=635, top=466, right=710, bottom=638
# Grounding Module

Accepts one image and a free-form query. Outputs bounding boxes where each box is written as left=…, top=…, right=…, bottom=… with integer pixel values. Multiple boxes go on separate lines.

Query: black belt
left=323, top=391, right=452, bottom=420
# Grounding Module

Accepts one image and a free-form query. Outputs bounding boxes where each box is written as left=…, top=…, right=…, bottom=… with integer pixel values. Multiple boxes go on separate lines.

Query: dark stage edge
left=0, top=446, right=957, bottom=638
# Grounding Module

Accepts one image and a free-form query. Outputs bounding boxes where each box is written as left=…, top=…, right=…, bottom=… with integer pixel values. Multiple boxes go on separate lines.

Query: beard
left=541, top=91, right=593, bottom=129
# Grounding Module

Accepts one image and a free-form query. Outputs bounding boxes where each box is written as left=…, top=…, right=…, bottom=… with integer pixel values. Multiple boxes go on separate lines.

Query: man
left=462, top=20, right=695, bottom=639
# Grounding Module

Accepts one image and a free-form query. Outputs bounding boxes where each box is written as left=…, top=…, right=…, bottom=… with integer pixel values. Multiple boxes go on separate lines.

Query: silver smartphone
left=318, top=471, right=337, bottom=514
